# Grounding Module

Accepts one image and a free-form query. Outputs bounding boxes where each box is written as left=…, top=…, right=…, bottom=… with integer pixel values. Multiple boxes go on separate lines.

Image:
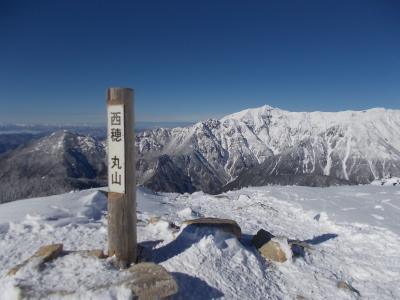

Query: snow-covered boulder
left=182, top=217, right=242, bottom=239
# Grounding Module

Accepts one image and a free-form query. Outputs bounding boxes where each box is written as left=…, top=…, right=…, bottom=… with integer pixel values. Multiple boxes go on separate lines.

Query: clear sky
left=1, top=0, right=399, bottom=124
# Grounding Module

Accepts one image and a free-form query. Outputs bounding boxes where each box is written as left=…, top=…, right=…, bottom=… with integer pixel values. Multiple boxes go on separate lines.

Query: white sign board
left=108, top=104, right=125, bottom=193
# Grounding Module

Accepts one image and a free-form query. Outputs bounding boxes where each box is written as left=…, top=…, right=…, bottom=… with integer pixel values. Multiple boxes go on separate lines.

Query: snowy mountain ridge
left=137, top=105, right=400, bottom=193
left=222, top=105, right=400, bottom=157
left=2, top=105, right=399, bottom=201
left=0, top=130, right=106, bottom=203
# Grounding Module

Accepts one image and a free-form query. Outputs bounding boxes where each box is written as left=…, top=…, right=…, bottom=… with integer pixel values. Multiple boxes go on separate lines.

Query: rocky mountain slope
left=2, top=105, right=399, bottom=201
left=0, top=131, right=106, bottom=203
left=137, top=105, right=400, bottom=193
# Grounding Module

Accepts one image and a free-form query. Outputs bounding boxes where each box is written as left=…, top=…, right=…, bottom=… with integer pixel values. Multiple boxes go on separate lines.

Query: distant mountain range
left=1, top=105, right=400, bottom=202
left=0, top=131, right=106, bottom=203
left=137, top=105, right=400, bottom=193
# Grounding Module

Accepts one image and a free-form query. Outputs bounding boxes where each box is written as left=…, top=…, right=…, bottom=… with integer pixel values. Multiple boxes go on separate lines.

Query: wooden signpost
left=107, top=87, right=137, bottom=267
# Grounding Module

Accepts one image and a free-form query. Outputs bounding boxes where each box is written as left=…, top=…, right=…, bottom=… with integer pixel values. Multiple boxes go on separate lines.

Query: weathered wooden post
left=107, top=87, right=137, bottom=267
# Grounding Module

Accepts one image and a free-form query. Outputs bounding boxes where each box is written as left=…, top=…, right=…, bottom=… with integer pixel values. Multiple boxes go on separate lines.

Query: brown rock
left=337, top=281, right=360, bottom=295
left=7, top=264, right=23, bottom=276
left=33, top=244, right=63, bottom=261
left=8, top=243, right=63, bottom=276
left=258, top=237, right=290, bottom=263
left=252, top=229, right=275, bottom=249
left=337, top=281, right=349, bottom=289
left=75, top=249, right=106, bottom=259
left=182, top=217, right=241, bottom=239
left=128, top=263, right=178, bottom=299
left=148, top=216, right=161, bottom=224
left=12, top=254, right=178, bottom=300
left=16, top=262, right=178, bottom=299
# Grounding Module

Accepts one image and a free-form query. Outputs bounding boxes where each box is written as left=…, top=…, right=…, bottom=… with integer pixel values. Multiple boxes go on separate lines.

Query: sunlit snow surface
left=0, top=186, right=399, bottom=299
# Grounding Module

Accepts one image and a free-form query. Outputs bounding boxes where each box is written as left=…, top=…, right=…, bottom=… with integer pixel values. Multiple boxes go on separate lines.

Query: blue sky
left=0, top=0, right=399, bottom=124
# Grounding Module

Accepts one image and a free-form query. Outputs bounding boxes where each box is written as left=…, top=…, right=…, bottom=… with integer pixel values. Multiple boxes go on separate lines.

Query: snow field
left=0, top=185, right=399, bottom=299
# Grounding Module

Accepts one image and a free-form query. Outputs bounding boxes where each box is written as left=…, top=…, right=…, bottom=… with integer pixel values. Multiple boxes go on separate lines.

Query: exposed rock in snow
left=257, top=236, right=292, bottom=263
left=251, top=229, right=275, bottom=248
left=73, top=249, right=106, bottom=259
left=126, top=263, right=178, bottom=299
left=182, top=217, right=242, bottom=239
left=337, top=281, right=361, bottom=296
left=8, top=244, right=63, bottom=276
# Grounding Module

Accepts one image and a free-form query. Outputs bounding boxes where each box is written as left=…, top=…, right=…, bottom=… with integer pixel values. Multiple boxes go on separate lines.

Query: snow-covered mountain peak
left=219, top=105, right=400, bottom=147
left=136, top=104, right=400, bottom=193
left=29, top=130, right=101, bottom=155
left=221, top=104, right=279, bottom=124
left=221, top=105, right=397, bottom=127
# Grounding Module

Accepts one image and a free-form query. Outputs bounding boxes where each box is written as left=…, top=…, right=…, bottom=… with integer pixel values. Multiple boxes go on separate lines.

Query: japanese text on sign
left=108, top=105, right=125, bottom=193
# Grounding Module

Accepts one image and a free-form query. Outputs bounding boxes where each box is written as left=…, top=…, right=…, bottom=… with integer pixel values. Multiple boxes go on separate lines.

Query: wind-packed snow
left=0, top=185, right=399, bottom=299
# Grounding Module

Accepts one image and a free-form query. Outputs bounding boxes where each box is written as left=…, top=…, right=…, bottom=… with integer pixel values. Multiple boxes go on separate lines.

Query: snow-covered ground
left=371, top=177, right=400, bottom=187
left=0, top=185, right=399, bottom=299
